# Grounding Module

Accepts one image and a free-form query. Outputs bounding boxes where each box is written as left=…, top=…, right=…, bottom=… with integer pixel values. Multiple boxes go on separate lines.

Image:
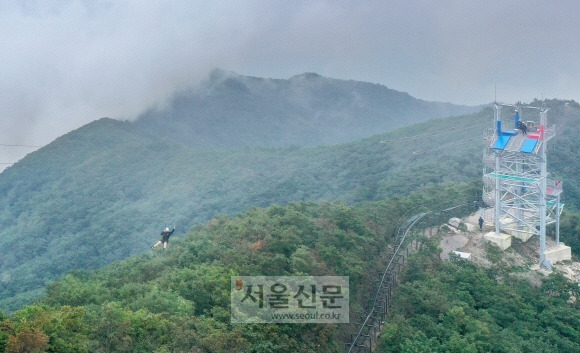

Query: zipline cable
left=379, top=122, right=488, bottom=144
left=0, top=143, right=43, bottom=148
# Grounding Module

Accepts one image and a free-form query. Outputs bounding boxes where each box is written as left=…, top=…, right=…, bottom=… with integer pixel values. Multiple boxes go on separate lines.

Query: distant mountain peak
left=290, top=72, right=323, bottom=80
left=208, top=68, right=238, bottom=81
left=134, top=70, right=480, bottom=148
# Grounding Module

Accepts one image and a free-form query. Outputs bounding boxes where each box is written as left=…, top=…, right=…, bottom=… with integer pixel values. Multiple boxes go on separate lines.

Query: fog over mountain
left=133, top=70, right=479, bottom=148
left=3, top=1, right=580, bottom=170
left=0, top=76, right=486, bottom=311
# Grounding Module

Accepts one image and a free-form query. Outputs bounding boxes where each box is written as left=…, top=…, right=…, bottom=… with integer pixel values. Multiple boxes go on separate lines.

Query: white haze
left=2, top=0, right=580, bottom=170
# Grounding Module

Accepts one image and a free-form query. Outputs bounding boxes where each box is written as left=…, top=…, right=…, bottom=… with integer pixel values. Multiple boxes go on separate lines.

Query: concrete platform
left=484, top=232, right=512, bottom=250
left=506, top=229, right=534, bottom=242
left=545, top=243, right=572, bottom=264
left=452, top=251, right=472, bottom=260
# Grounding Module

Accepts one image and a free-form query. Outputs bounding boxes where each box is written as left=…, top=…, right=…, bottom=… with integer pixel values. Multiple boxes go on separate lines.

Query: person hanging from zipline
left=152, top=226, right=176, bottom=250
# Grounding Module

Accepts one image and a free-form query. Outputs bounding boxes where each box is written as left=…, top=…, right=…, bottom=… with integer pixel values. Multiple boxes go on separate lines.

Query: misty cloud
left=2, top=0, right=580, bottom=170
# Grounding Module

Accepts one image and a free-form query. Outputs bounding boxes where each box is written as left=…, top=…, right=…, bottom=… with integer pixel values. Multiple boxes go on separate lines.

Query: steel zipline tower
left=483, top=102, right=565, bottom=268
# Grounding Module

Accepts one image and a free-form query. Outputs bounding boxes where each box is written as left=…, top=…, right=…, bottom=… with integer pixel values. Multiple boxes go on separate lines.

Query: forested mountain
left=2, top=184, right=580, bottom=352
left=0, top=108, right=485, bottom=312
left=0, top=184, right=481, bottom=352
left=133, top=70, right=480, bottom=148
left=0, top=88, right=578, bottom=316
left=0, top=72, right=476, bottom=312
left=0, top=90, right=578, bottom=351
left=378, top=240, right=580, bottom=352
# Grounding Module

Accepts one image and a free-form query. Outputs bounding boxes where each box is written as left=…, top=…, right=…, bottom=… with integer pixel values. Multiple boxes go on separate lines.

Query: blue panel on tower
left=493, top=135, right=511, bottom=150
left=521, top=138, right=538, bottom=153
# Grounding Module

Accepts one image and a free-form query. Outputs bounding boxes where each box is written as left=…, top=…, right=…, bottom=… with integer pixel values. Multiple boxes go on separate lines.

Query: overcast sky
left=2, top=0, right=580, bottom=170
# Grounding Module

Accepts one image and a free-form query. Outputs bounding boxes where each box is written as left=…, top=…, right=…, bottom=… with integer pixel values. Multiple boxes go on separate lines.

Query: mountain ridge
left=133, top=69, right=480, bottom=148
left=0, top=110, right=486, bottom=311
left=1, top=73, right=578, bottom=313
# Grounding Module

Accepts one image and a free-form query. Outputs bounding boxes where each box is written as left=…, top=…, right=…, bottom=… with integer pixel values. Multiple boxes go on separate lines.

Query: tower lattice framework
left=483, top=102, right=563, bottom=267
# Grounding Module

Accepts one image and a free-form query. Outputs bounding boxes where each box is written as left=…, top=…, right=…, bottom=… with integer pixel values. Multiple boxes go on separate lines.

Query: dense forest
left=0, top=106, right=490, bottom=311
left=0, top=183, right=477, bottom=352
left=378, top=241, right=580, bottom=352
left=1, top=180, right=580, bottom=352
left=1, top=98, right=579, bottom=312
left=0, top=91, right=579, bottom=351
left=0, top=71, right=479, bottom=312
